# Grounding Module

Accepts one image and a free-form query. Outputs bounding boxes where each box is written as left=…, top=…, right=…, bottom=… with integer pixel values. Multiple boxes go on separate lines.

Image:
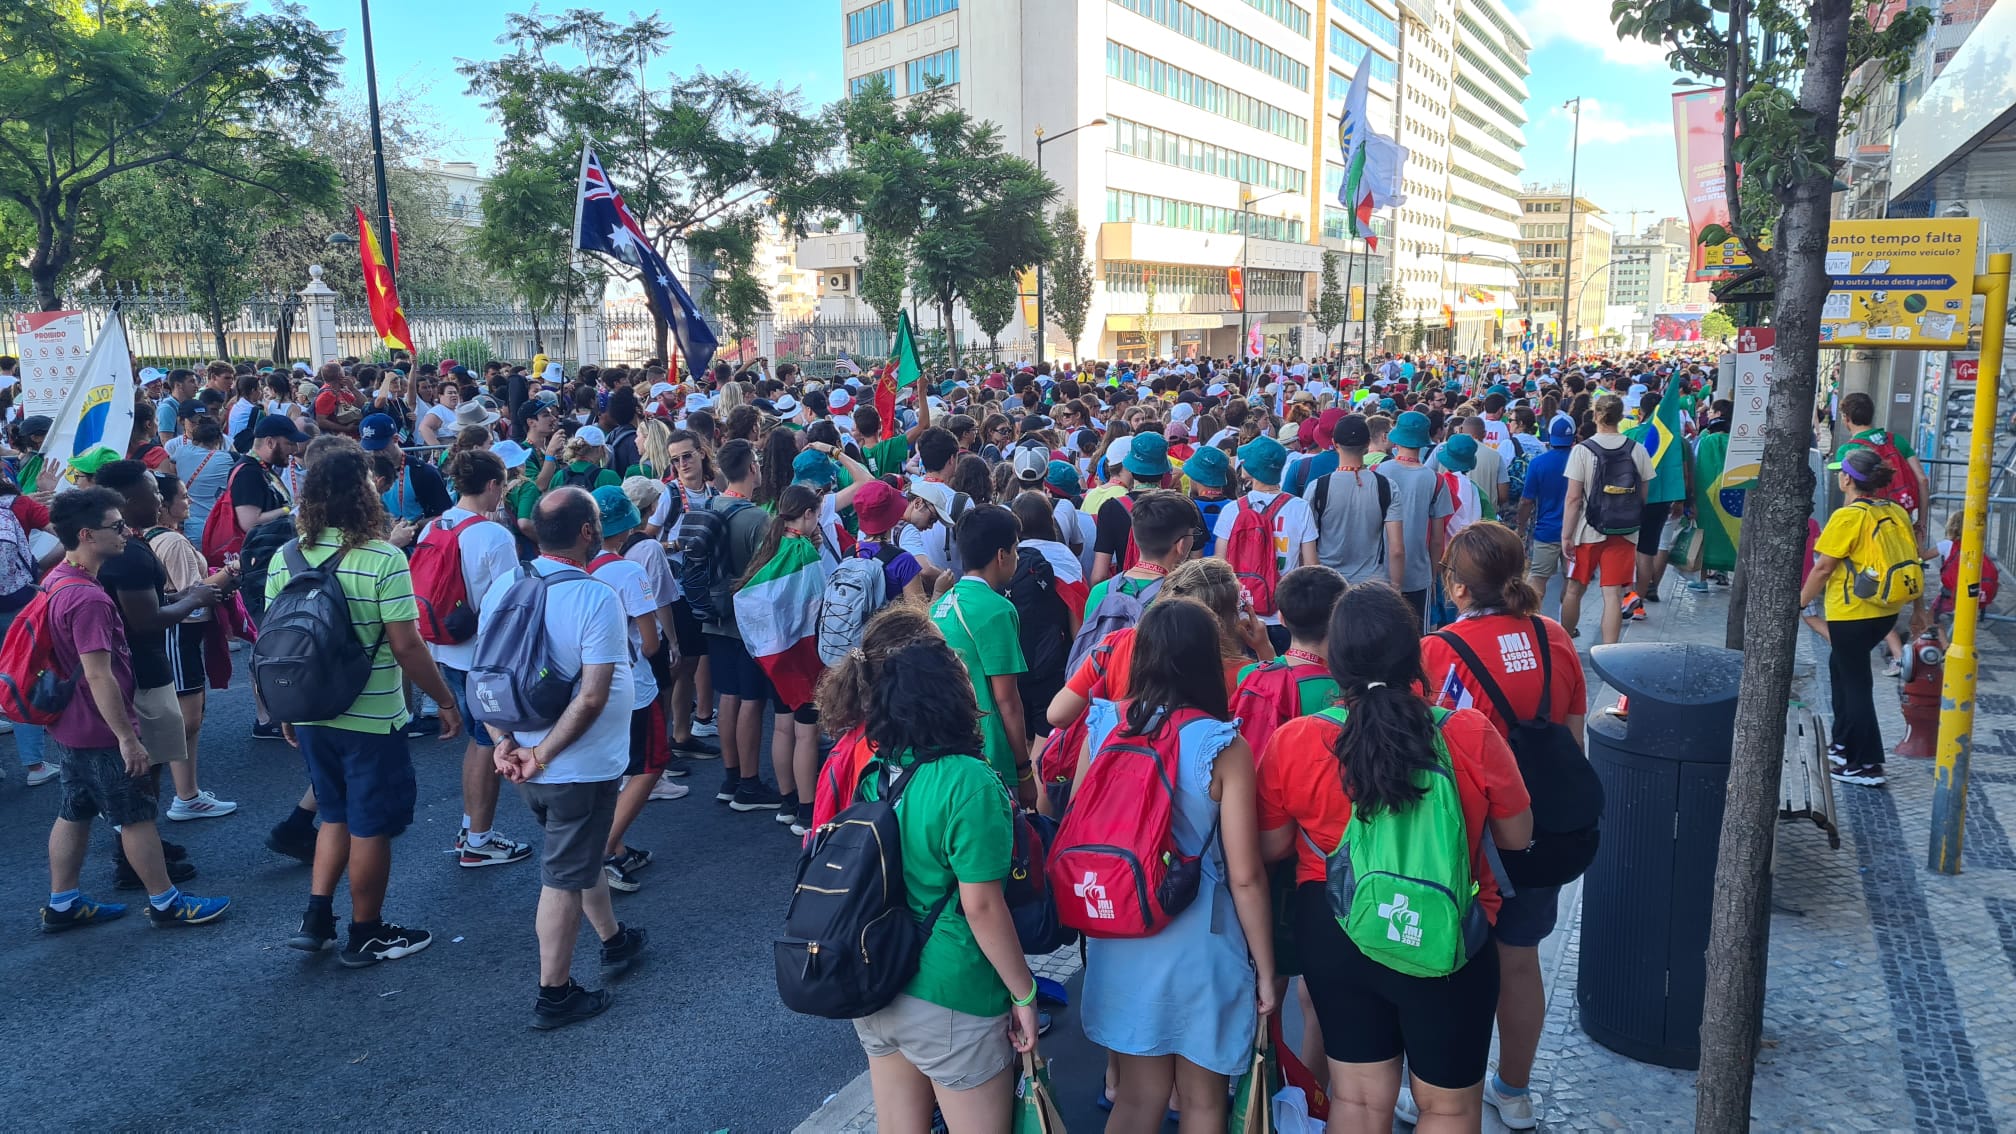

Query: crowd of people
left=0, top=342, right=1944, bottom=1128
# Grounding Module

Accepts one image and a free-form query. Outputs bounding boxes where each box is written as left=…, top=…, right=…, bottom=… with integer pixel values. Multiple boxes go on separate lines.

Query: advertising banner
left=1817, top=217, right=1979, bottom=348
left=1227, top=267, right=1246, bottom=312
left=1671, top=89, right=1751, bottom=282
left=11, top=310, right=88, bottom=418
left=1349, top=284, right=1365, bottom=322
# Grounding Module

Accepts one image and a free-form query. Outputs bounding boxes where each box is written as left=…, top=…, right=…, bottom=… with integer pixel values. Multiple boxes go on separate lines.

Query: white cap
left=829, top=388, right=853, bottom=411
left=576, top=424, right=608, bottom=447
left=1012, top=447, right=1048, bottom=483
left=773, top=394, right=800, bottom=415
left=1206, top=382, right=1228, bottom=397
left=683, top=392, right=714, bottom=415
left=650, top=381, right=676, bottom=398
left=490, top=440, right=533, bottom=469
left=906, top=477, right=956, bottom=519
left=542, top=362, right=563, bottom=384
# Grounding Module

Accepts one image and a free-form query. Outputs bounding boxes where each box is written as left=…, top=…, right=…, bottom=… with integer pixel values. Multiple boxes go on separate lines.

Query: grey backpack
left=1064, top=574, right=1163, bottom=676
left=467, top=564, right=592, bottom=732
left=817, top=545, right=901, bottom=665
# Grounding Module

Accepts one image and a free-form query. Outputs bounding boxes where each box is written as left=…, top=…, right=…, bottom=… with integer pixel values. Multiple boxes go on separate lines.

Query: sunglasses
left=85, top=519, right=131, bottom=536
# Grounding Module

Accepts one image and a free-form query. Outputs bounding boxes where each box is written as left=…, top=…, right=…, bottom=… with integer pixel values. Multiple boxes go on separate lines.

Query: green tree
left=857, top=232, right=910, bottom=334
left=461, top=8, right=848, bottom=363
left=966, top=274, right=1018, bottom=358
left=1312, top=251, right=1345, bottom=357
left=1701, top=307, right=1738, bottom=341
left=1407, top=316, right=1427, bottom=353
left=841, top=78, right=1057, bottom=366
left=1372, top=283, right=1400, bottom=353
left=472, top=153, right=588, bottom=354
left=1609, top=0, right=1932, bottom=1125
left=0, top=0, right=339, bottom=310
left=1045, top=204, right=1095, bottom=359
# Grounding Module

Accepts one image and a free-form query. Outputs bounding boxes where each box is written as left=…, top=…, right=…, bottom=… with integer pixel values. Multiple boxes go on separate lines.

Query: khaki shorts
left=853, top=993, right=1014, bottom=1091
left=1529, top=540, right=1566, bottom=580
left=134, top=683, right=188, bottom=765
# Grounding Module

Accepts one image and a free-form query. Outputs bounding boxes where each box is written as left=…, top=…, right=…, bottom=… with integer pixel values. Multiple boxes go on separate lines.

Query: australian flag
left=573, top=144, right=718, bottom=379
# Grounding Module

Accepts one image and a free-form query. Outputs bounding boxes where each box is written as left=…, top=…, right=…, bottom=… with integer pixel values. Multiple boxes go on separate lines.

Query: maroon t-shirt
left=43, top=563, right=139, bottom=750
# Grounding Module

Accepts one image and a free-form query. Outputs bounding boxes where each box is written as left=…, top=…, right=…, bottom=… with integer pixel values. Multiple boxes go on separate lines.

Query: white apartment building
left=800, top=0, right=1530, bottom=364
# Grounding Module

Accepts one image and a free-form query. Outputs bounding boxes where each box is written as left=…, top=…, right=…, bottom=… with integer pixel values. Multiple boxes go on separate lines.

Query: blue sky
left=285, top=0, right=1688, bottom=238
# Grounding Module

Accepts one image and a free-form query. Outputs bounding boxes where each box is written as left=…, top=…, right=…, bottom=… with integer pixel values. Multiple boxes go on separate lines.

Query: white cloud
left=1552, top=98, right=1669, bottom=145
left=1514, top=0, right=1674, bottom=67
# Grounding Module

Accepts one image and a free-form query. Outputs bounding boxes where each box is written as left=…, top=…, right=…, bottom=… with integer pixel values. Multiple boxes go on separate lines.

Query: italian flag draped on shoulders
left=734, top=536, right=830, bottom=708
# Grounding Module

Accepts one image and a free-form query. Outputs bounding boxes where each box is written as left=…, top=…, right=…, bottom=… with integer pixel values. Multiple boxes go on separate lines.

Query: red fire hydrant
left=1895, top=631, right=1945, bottom=759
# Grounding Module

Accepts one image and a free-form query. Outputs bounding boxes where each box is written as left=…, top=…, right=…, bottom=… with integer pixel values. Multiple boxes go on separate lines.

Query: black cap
left=253, top=416, right=311, bottom=442
left=176, top=400, right=211, bottom=420
left=1333, top=413, right=1371, bottom=449
left=19, top=415, right=52, bottom=438
left=1019, top=415, right=1053, bottom=435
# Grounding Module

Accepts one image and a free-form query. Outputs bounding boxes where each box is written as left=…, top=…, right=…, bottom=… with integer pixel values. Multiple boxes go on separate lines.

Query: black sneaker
left=660, top=756, right=692, bottom=778
left=339, top=922, right=434, bottom=968
left=1832, top=764, right=1887, bottom=787
left=731, top=780, right=785, bottom=812
left=288, top=908, right=338, bottom=952
left=672, top=733, right=721, bottom=757
left=775, top=796, right=800, bottom=826
left=532, top=980, right=613, bottom=1030
left=159, top=839, right=190, bottom=863
left=404, top=714, right=441, bottom=739
left=266, top=823, right=318, bottom=865
left=251, top=720, right=285, bottom=741
left=599, top=923, right=648, bottom=979
left=715, top=774, right=741, bottom=803
left=113, top=854, right=197, bottom=891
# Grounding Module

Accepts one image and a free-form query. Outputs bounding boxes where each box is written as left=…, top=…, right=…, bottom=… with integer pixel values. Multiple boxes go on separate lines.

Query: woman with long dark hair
left=1257, top=582, right=1532, bottom=1133
left=847, top=639, right=1039, bottom=1131
left=1074, top=598, right=1277, bottom=1132
left=756, top=428, right=799, bottom=510
left=1418, top=523, right=1588, bottom=1128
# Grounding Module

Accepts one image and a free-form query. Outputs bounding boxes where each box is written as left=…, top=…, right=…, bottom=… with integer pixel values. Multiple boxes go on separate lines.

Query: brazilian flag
left=1692, top=428, right=1743, bottom=571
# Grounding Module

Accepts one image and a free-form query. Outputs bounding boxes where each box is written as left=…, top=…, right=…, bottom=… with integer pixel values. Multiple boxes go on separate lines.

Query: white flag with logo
left=43, top=314, right=136, bottom=468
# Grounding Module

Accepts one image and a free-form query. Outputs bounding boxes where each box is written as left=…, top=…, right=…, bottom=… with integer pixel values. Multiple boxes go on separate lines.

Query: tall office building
left=1516, top=187, right=1611, bottom=344
left=800, top=0, right=1529, bottom=363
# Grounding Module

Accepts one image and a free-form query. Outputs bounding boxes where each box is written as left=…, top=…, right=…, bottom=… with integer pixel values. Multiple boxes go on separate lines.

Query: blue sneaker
left=145, top=892, right=231, bottom=927
left=1687, top=579, right=1709, bottom=592
left=41, top=895, right=128, bottom=933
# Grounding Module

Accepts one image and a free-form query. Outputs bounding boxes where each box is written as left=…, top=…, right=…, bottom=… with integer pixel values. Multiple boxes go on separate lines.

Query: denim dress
left=1078, top=705, right=1256, bottom=1076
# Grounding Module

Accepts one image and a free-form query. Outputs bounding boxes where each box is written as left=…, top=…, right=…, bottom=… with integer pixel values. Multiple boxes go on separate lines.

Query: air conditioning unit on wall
left=826, top=272, right=853, bottom=292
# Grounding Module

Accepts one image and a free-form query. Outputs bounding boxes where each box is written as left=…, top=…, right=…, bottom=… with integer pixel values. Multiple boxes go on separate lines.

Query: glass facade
left=1106, top=189, right=1305, bottom=242
left=1111, top=117, right=1307, bottom=193
left=1106, top=43, right=1310, bottom=144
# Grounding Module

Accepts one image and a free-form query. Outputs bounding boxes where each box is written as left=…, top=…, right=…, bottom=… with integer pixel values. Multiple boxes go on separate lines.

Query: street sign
left=1818, top=218, right=1979, bottom=348
left=1725, top=326, right=1774, bottom=485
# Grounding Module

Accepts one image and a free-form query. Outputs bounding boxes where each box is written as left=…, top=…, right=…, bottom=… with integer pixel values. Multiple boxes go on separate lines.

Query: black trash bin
left=1575, top=641, right=1744, bottom=1070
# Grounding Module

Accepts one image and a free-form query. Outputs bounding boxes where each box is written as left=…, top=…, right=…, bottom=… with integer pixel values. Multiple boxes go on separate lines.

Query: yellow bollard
left=1928, top=250, right=2010, bottom=874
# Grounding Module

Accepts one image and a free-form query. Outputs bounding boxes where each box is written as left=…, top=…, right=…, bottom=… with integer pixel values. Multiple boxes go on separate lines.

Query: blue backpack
left=466, top=564, right=594, bottom=732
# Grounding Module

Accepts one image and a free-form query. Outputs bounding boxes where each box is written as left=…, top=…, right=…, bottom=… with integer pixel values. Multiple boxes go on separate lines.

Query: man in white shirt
left=1213, top=435, right=1319, bottom=655
left=487, top=487, right=645, bottom=1030
left=424, top=450, right=535, bottom=871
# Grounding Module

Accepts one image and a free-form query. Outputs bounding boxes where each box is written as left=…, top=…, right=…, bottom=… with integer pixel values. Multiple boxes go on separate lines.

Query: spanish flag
left=355, top=206, right=414, bottom=352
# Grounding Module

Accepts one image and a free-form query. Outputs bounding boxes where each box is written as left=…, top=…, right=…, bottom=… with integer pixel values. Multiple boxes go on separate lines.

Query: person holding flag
left=1621, top=376, right=1693, bottom=617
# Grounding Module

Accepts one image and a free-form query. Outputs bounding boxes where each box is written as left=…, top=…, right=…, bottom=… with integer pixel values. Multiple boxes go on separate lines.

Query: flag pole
left=571, top=139, right=591, bottom=261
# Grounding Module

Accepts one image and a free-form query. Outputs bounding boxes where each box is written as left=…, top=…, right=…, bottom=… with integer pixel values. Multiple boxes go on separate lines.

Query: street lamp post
left=1033, top=117, right=1106, bottom=370
left=1240, top=187, right=1295, bottom=362
left=1561, top=96, right=1584, bottom=352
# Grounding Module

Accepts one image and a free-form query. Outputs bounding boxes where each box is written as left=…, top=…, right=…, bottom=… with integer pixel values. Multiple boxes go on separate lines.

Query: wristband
left=1011, top=980, right=1038, bottom=1007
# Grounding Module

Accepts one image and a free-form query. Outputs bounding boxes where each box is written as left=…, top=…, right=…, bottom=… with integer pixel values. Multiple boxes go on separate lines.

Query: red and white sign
left=1226, top=267, right=1246, bottom=312
left=11, top=310, right=89, bottom=418
left=1724, top=327, right=1774, bottom=484
left=1954, top=358, right=1979, bottom=383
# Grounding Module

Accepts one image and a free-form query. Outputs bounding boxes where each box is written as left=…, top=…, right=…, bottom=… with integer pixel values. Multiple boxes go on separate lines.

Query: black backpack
left=1007, top=546, right=1071, bottom=687
left=1579, top=438, right=1644, bottom=535
left=775, top=758, right=954, bottom=1019
left=1432, top=617, right=1603, bottom=888
left=250, top=543, right=372, bottom=723
left=1308, top=467, right=1394, bottom=564
left=557, top=463, right=601, bottom=492
left=673, top=497, right=754, bottom=623
left=231, top=403, right=266, bottom=455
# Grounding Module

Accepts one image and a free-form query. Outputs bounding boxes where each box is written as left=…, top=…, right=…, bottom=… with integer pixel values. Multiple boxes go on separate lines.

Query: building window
left=848, top=68, right=896, bottom=96
left=905, top=0, right=957, bottom=20
left=847, top=1, right=893, bottom=45
left=1106, top=43, right=1309, bottom=144
left=1112, top=0, right=1310, bottom=89
left=1107, top=189, right=1304, bottom=242
left=1328, top=0, right=1399, bottom=45
left=1110, top=117, right=1306, bottom=193
left=1244, top=0, right=1312, bottom=36
left=906, top=48, right=959, bottom=93
left=1327, top=53, right=1397, bottom=95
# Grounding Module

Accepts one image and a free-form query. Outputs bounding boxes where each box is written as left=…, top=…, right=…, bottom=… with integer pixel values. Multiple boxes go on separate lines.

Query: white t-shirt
left=1053, top=498, right=1097, bottom=576
left=1480, top=416, right=1516, bottom=465
left=422, top=403, right=457, bottom=437
left=478, top=557, right=632, bottom=783
left=589, top=552, right=659, bottom=710
left=426, top=507, right=523, bottom=671
left=817, top=494, right=849, bottom=570
left=1211, top=490, right=1318, bottom=626
left=266, top=399, right=303, bottom=422
left=625, top=535, right=680, bottom=633
left=227, top=399, right=255, bottom=436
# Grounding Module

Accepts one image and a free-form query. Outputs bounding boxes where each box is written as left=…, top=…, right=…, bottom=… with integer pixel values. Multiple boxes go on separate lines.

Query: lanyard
left=1285, top=648, right=1325, bottom=666
left=189, top=450, right=220, bottom=485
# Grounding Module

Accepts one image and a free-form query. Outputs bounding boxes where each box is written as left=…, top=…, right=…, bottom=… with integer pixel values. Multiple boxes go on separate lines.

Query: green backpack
left=1304, top=706, right=1490, bottom=978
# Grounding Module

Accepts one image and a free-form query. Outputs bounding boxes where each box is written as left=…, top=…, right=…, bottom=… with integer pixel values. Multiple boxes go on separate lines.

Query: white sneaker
left=1394, top=1085, right=1419, bottom=1125
left=648, top=775, right=690, bottom=801
left=167, top=789, right=239, bottom=821
left=690, top=715, right=719, bottom=738
left=1882, top=659, right=1903, bottom=677
left=1484, top=1078, right=1538, bottom=1129
left=24, top=762, right=59, bottom=787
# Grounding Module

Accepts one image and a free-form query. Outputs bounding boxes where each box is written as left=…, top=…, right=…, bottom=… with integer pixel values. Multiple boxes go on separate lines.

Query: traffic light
left=1522, top=318, right=1532, bottom=333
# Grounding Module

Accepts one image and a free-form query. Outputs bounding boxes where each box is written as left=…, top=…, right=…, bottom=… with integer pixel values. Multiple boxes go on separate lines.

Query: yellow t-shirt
left=1814, top=498, right=1913, bottom=621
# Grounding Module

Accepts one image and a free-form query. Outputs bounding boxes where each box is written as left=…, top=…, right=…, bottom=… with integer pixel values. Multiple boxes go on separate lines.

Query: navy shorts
left=1493, top=883, right=1564, bottom=948
left=671, top=600, right=706, bottom=660
left=438, top=664, right=496, bottom=748
left=295, top=725, right=417, bottom=839
left=706, top=633, right=772, bottom=701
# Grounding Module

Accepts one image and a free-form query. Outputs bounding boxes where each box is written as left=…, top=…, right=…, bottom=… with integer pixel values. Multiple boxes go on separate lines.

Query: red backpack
left=1233, top=659, right=1339, bottom=760
left=410, top=515, right=486, bottom=645
left=1117, top=493, right=1141, bottom=571
left=1846, top=431, right=1920, bottom=514
left=1224, top=494, right=1292, bottom=616
left=1939, top=546, right=2001, bottom=614
left=0, top=576, right=99, bottom=726
left=1047, top=705, right=1215, bottom=938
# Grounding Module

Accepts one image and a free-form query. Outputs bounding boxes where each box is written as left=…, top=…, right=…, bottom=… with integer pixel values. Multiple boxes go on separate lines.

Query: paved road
left=0, top=663, right=859, bottom=1130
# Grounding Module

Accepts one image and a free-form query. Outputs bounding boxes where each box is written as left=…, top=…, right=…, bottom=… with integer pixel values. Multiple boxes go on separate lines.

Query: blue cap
left=358, top=413, right=397, bottom=450
left=792, top=448, right=838, bottom=488
left=1122, top=432, right=1170, bottom=478
left=1044, top=459, right=1082, bottom=498
left=1237, top=436, right=1288, bottom=486
left=1388, top=411, right=1432, bottom=450
left=1548, top=417, right=1578, bottom=447
left=1437, top=434, right=1478, bottom=473
left=1182, top=443, right=1230, bottom=489
left=592, top=484, right=640, bottom=537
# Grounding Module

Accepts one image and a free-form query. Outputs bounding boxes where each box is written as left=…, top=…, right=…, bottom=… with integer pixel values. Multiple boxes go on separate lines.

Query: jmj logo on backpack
left=1074, top=872, right=1113, bottom=921
left=1380, top=892, right=1423, bottom=948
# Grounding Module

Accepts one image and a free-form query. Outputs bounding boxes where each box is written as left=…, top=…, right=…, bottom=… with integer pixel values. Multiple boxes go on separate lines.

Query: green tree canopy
left=1045, top=204, right=1095, bottom=359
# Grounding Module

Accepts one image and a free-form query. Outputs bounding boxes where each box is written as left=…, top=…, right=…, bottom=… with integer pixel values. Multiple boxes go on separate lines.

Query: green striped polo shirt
left=263, top=530, right=418, bottom=733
